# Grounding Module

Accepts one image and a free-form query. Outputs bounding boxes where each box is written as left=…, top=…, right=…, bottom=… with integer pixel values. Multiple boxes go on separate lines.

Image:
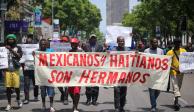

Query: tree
left=42, top=0, right=102, bottom=39
left=6, top=0, right=20, bottom=20
left=122, top=0, right=194, bottom=42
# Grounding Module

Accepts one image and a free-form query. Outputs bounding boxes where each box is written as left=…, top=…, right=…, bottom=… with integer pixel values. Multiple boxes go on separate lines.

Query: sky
left=90, top=0, right=107, bottom=35
left=129, top=0, right=141, bottom=13
left=89, top=0, right=141, bottom=35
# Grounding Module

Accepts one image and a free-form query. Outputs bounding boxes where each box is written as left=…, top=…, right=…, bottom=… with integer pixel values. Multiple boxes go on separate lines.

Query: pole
left=0, top=0, right=6, bottom=43
left=0, top=10, right=5, bottom=43
left=52, top=0, right=54, bottom=39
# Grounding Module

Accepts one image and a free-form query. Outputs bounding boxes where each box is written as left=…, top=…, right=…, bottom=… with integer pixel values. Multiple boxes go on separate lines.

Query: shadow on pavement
left=79, top=101, right=114, bottom=106
left=0, top=106, right=21, bottom=111
left=58, top=108, right=87, bottom=112
left=31, top=108, right=44, bottom=112
left=58, top=109, right=131, bottom=112
left=142, top=90, right=148, bottom=92
left=138, top=107, right=165, bottom=112
left=54, top=100, right=72, bottom=103
left=183, top=105, right=194, bottom=108
left=100, top=109, right=131, bottom=112
left=160, top=104, right=174, bottom=109
left=161, top=90, right=174, bottom=94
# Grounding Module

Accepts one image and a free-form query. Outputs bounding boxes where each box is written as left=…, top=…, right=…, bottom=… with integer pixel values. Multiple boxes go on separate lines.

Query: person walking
left=23, top=34, right=39, bottom=104
left=112, top=36, right=129, bottom=112
left=185, top=42, right=194, bottom=52
left=4, top=34, right=23, bottom=111
left=85, top=34, right=103, bottom=105
left=58, top=36, right=69, bottom=105
left=144, top=38, right=164, bottom=112
left=68, top=37, right=82, bottom=112
left=38, top=39, right=55, bottom=112
left=167, top=38, right=187, bottom=111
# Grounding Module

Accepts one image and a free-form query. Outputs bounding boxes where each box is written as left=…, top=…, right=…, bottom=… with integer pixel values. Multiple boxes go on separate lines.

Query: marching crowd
left=0, top=33, right=194, bottom=112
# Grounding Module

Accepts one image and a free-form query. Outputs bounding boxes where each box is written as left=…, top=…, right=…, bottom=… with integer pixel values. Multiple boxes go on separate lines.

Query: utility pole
left=0, top=0, right=7, bottom=43
left=52, top=0, right=54, bottom=39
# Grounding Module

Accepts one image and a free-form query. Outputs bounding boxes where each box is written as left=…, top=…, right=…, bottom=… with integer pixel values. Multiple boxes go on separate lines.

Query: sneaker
left=115, top=108, right=120, bottom=112
left=174, top=103, right=180, bottom=111
left=5, top=105, right=11, bottom=111
left=151, top=108, right=156, bottom=112
left=120, top=108, right=125, bottom=112
left=92, top=101, right=97, bottom=105
left=73, top=109, right=79, bottom=112
left=50, top=107, right=55, bottom=112
left=86, top=100, right=91, bottom=105
left=42, top=106, right=46, bottom=111
left=23, top=99, right=29, bottom=104
left=17, top=100, right=23, bottom=108
left=34, top=97, right=39, bottom=101
left=63, top=100, right=68, bottom=105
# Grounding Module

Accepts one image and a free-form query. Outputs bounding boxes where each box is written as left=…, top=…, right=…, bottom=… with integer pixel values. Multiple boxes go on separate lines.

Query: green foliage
left=122, top=0, right=194, bottom=39
left=90, top=28, right=104, bottom=41
left=42, top=0, right=102, bottom=39
left=6, top=0, right=20, bottom=20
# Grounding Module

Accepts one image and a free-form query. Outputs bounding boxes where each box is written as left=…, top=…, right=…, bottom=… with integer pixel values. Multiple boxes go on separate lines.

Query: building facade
left=106, top=0, right=129, bottom=25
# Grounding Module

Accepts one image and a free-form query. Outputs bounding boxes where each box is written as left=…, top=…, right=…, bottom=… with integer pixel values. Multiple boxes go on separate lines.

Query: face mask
left=8, top=42, right=15, bottom=47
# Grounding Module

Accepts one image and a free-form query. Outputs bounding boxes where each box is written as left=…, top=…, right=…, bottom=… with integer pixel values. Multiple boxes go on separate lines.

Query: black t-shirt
left=7, top=46, right=23, bottom=70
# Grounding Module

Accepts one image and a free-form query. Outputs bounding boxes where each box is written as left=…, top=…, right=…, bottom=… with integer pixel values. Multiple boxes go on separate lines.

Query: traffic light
left=180, top=16, right=187, bottom=31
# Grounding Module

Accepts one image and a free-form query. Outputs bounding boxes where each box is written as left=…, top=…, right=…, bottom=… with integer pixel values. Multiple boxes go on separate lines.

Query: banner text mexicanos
left=35, top=52, right=170, bottom=86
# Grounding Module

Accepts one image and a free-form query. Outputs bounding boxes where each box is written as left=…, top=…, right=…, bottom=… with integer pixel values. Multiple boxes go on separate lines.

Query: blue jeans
left=40, top=86, right=55, bottom=97
left=149, top=88, right=160, bottom=108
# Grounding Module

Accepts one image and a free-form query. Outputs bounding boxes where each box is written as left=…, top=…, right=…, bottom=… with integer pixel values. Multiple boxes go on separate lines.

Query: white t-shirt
left=144, top=48, right=164, bottom=55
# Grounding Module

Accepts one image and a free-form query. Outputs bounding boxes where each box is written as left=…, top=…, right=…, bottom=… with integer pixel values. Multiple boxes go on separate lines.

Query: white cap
left=90, top=34, right=96, bottom=38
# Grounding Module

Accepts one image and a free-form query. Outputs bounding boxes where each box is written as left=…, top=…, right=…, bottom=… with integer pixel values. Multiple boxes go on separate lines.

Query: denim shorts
left=40, top=86, right=55, bottom=97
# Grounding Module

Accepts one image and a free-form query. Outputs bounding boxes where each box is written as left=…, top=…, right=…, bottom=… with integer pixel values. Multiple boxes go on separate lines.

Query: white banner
left=50, top=41, right=71, bottom=52
left=0, top=47, right=8, bottom=69
left=35, top=51, right=172, bottom=91
left=106, top=26, right=132, bottom=47
left=18, top=44, right=39, bottom=70
left=180, top=52, right=194, bottom=73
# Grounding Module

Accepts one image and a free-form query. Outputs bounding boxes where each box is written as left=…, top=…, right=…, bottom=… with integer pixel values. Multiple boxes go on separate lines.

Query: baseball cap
left=6, top=34, right=16, bottom=39
left=70, top=38, right=79, bottom=43
left=90, top=34, right=96, bottom=38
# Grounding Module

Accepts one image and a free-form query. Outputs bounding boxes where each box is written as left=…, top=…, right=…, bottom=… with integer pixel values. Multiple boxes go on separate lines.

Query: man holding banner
left=34, top=36, right=172, bottom=112
left=85, top=34, right=103, bottom=105
left=38, top=39, right=55, bottom=112
left=167, top=38, right=187, bottom=111
left=112, top=36, right=129, bottom=112
left=144, top=38, right=164, bottom=112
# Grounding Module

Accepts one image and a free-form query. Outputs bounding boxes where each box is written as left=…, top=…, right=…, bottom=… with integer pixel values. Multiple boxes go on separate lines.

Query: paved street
left=0, top=75, right=194, bottom=112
